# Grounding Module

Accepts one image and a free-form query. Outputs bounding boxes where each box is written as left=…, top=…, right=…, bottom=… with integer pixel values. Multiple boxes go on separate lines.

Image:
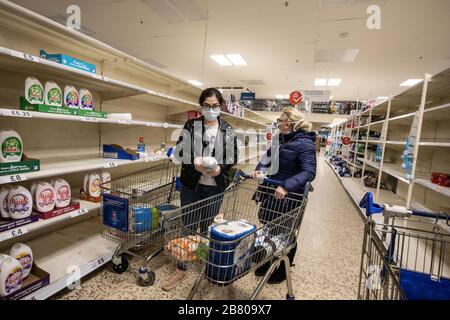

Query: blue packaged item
left=102, top=194, right=129, bottom=232
left=103, top=144, right=140, bottom=161
left=130, top=207, right=151, bottom=234
left=400, top=270, right=450, bottom=300
left=40, top=50, right=97, bottom=74
left=206, top=220, right=256, bottom=283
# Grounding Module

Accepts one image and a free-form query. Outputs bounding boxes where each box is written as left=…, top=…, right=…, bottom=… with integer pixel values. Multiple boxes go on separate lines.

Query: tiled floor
left=54, top=155, right=365, bottom=300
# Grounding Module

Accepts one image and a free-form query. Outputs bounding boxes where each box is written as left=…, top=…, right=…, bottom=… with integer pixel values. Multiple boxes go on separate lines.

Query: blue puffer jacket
left=256, top=130, right=317, bottom=193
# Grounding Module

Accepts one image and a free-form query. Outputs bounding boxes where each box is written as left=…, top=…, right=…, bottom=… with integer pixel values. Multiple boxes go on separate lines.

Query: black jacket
left=174, top=116, right=239, bottom=191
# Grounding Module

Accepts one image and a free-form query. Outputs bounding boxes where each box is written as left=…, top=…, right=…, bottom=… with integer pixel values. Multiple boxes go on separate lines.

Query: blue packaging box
left=102, top=194, right=129, bottom=232
left=103, top=144, right=140, bottom=161
left=40, top=50, right=97, bottom=74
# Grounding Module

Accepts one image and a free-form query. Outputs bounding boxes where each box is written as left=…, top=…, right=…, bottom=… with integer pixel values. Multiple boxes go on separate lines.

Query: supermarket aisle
left=54, top=156, right=364, bottom=300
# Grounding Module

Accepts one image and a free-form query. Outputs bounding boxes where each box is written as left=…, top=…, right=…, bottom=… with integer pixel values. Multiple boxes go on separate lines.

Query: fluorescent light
left=400, top=79, right=423, bottom=87
left=330, top=96, right=333, bottom=100
left=188, top=80, right=203, bottom=86
left=276, top=95, right=284, bottom=99
left=327, top=79, right=342, bottom=86
left=315, top=79, right=327, bottom=86
left=210, top=55, right=232, bottom=66
left=284, top=95, right=289, bottom=99
left=377, top=96, right=389, bottom=100
left=226, top=54, right=247, bottom=66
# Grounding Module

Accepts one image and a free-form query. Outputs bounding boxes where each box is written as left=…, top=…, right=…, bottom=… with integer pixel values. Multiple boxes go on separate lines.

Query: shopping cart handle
left=359, top=192, right=383, bottom=216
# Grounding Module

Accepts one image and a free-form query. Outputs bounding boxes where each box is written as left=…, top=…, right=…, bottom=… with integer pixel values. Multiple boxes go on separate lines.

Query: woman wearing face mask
left=251, top=107, right=317, bottom=284
left=162, top=88, right=238, bottom=291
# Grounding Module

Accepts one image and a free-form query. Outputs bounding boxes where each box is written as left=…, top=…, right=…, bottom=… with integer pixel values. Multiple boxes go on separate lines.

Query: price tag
left=3, top=110, right=33, bottom=118
left=92, top=257, right=105, bottom=269
left=0, top=227, right=29, bottom=241
left=0, top=174, right=27, bottom=184
left=104, top=162, right=118, bottom=169
left=70, top=208, right=89, bottom=219
left=163, top=123, right=169, bottom=129
left=82, top=117, right=98, bottom=123
left=23, top=53, right=38, bottom=62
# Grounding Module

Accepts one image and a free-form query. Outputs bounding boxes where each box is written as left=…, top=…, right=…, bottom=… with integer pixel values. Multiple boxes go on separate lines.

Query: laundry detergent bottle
left=0, top=187, right=11, bottom=219
left=10, top=243, right=33, bottom=279
left=52, top=179, right=71, bottom=208
left=88, top=173, right=102, bottom=198
left=79, top=88, right=94, bottom=110
left=0, top=257, right=23, bottom=297
left=25, top=76, right=44, bottom=105
left=0, top=129, right=23, bottom=163
left=8, top=186, right=32, bottom=220
left=100, top=172, right=111, bottom=194
left=44, top=81, right=63, bottom=107
left=34, top=182, right=55, bottom=213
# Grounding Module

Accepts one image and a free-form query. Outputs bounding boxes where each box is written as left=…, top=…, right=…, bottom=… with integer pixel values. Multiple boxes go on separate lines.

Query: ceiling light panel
left=327, top=79, right=342, bottom=86
left=400, top=79, right=423, bottom=87
left=188, top=80, right=203, bottom=86
left=210, top=55, right=232, bottom=66
left=226, top=54, right=247, bottom=66
left=315, top=49, right=360, bottom=63
left=315, top=79, right=328, bottom=86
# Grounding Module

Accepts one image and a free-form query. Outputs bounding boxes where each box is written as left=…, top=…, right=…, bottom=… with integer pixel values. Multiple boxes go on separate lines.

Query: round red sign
left=342, top=137, right=351, bottom=145
left=289, top=91, right=303, bottom=105
left=265, top=132, right=273, bottom=141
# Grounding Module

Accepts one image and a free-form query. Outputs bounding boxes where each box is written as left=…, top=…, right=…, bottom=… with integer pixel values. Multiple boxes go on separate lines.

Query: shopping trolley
left=164, top=170, right=312, bottom=300
left=358, top=192, right=450, bottom=300
left=100, top=160, right=181, bottom=286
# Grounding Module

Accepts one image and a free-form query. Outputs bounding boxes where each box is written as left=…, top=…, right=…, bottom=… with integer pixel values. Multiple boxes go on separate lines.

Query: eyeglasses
left=276, top=118, right=294, bottom=124
left=202, top=104, right=221, bottom=111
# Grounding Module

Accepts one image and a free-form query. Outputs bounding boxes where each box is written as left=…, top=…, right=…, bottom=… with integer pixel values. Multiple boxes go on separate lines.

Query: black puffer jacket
left=174, top=116, right=239, bottom=191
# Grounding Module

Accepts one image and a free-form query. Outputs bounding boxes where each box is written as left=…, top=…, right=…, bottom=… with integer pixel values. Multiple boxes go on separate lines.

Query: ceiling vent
left=315, top=48, right=359, bottom=63
left=240, top=80, right=266, bottom=86
left=48, top=14, right=97, bottom=36
left=141, top=0, right=207, bottom=24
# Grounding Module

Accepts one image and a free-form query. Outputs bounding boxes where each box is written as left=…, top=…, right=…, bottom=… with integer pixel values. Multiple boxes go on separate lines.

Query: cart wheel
left=138, top=268, right=156, bottom=287
left=112, top=256, right=129, bottom=274
left=286, top=294, right=295, bottom=300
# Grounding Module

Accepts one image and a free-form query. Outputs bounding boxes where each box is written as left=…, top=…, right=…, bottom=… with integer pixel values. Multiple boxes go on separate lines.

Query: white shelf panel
left=359, top=157, right=413, bottom=184
left=386, top=140, right=450, bottom=148
left=0, top=46, right=197, bottom=106
left=0, top=155, right=168, bottom=185
left=415, top=179, right=450, bottom=199
left=358, top=157, right=380, bottom=170
left=0, top=108, right=183, bottom=129
left=21, top=218, right=117, bottom=300
left=0, top=198, right=100, bottom=243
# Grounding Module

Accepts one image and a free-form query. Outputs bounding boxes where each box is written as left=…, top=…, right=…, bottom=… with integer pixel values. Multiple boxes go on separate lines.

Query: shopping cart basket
left=164, top=170, right=312, bottom=300
left=100, top=160, right=181, bottom=286
left=358, top=192, right=450, bottom=300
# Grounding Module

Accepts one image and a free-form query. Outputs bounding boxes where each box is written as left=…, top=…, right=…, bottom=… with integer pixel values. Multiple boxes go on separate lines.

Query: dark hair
left=199, top=88, right=225, bottom=106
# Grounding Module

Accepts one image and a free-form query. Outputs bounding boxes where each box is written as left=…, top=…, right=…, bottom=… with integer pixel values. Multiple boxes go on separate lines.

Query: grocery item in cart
left=165, top=235, right=206, bottom=262
left=25, top=76, right=44, bottom=104
left=0, top=129, right=23, bottom=163
left=129, top=206, right=152, bottom=234
left=7, top=186, right=32, bottom=220
left=44, top=81, right=62, bottom=107
left=252, top=228, right=286, bottom=264
left=206, top=220, right=256, bottom=282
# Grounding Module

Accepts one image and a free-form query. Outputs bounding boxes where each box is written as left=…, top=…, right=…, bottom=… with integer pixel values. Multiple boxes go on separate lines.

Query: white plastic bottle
left=10, top=243, right=33, bottom=279
left=44, top=81, right=63, bottom=107
left=34, top=182, right=55, bottom=213
left=0, top=186, right=11, bottom=219
left=25, top=76, right=44, bottom=105
left=0, top=129, right=23, bottom=163
left=64, top=85, right=79, bottom=109
left=0, top=257, right=23, bottom=297
left=79, top=88, right=94, bottom=110
left=83, top=174, right=89, bottom=194
left=52, top=179, right=71, bottom=208
left=8, top=186, right=32, bottom=220
left=88, top=173, right=102, bottom=198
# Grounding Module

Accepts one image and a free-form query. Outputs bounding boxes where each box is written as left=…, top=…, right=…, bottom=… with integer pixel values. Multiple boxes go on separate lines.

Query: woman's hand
left=206, top=165, right=221, bottom=177
left=194, top=157, right=205, bottom=173
left=274, top=186, right=289, bottom=200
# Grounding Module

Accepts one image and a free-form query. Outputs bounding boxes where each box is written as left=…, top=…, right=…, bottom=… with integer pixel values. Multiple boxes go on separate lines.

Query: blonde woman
left=251, top=107, right=317, bottom=284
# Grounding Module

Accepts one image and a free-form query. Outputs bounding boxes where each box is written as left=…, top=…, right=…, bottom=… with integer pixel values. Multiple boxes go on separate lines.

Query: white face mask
left=202, top=108, right=221, bottom=121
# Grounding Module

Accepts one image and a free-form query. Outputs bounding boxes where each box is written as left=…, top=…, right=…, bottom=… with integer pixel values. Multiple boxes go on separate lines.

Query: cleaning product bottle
left=64, top=85, right=79, bottom=109
left=8, top=186, right=32, bottom=220
left=100, top=172, right=111, bottom=194
left=44, top=81, right=62, bottom=107
left=0, top=257, right=23, bottom=297
left=52, top=179, right=71, bottom=208
left=10, top=243, right=33, bottom=279
left=0, top=129, right=23, bottom=163
left=34, top=182, right=55, bottom=213
left=79, top=88, right=94, bottom=111
left=0, top=187, right=11, bottom=219
left=83, top=174, right=90, bottom=194
left=30, top=182, right=39, bottom=211
left=137, top=137, right=146, bottom=153
left=88, top=173, right=102, bottom=198
left=25, top=77, right=44, bottom=104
